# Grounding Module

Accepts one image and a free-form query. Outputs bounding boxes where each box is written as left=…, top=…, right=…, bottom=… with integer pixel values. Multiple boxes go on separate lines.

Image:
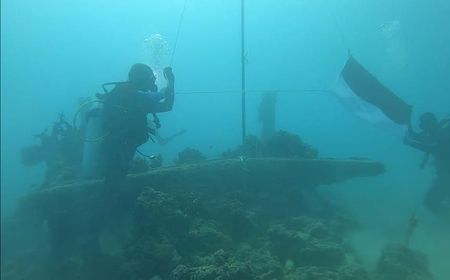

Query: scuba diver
left=99, top=63, right=175, bottom=186
left=404, top=112, right=450, bottom=220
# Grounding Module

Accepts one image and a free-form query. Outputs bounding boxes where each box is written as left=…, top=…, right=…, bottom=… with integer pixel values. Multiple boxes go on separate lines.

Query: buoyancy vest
left=102, top=83, right=150, bottom=146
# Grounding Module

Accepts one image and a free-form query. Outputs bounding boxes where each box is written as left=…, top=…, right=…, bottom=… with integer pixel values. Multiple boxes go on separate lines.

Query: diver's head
left=419, top=112, right=439, bottom=133
left=128, top=63, right=157, bottom=91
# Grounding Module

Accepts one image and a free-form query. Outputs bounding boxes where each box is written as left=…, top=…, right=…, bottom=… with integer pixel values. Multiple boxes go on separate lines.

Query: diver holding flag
left=334, top=55, right=449, bottom=221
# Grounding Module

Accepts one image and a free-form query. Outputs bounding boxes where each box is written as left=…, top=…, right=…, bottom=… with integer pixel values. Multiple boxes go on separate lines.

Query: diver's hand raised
left=163, top=67, right=175, bottom=83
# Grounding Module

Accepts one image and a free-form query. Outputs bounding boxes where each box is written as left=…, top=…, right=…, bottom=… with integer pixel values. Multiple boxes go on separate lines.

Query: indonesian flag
left=334, top=56, right=412, bottom=128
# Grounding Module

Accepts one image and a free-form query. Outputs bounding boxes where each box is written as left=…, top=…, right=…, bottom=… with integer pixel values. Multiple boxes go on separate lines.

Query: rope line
left=175, top=89, right=332, bottom=95
left=170, top=0, right=188, bottom=66
left=324, top=3, right=351, bottom=57
left=332, top=13, right=350, bottom=55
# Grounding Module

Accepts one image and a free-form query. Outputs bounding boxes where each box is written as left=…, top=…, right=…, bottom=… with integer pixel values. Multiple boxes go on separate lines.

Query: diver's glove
left=163, top=67, right=175, bottom=84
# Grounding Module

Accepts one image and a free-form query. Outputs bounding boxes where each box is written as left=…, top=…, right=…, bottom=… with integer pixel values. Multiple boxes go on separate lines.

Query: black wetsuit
left=101, top=83, right=174, bottom=186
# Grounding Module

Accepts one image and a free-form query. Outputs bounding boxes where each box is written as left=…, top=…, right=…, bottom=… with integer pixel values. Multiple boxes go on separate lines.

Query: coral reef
left=265, top=130, right=318, bottom=158
left=223, top=130, right=318, bottom=159
left=115, top=182, right=367, bottom=279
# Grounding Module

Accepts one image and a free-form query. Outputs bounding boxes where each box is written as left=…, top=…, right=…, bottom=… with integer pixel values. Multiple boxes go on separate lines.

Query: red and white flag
left=333, top=56, right=412, bottom=130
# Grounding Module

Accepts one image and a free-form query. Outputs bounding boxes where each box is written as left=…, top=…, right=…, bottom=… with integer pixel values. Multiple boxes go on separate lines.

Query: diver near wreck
left=100, top=63, right=175, bottom=186
left=404, top=112, right=450, bottom=220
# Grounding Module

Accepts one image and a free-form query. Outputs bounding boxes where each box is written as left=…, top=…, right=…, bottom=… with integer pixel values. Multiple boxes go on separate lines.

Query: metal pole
left=241, top=0, right=246, bottom=144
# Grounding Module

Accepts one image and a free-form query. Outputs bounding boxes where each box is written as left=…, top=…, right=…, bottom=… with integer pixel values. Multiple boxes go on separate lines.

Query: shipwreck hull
left=16, top=158, right=383, bottom=219
left=3, top=157, right=385, bottom=280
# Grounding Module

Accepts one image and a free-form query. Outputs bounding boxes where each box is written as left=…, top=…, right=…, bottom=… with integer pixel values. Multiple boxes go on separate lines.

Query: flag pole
left=241, top=0, right=246, bottom=144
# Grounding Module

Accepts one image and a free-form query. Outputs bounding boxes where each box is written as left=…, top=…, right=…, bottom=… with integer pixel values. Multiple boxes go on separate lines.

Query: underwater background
left=1, top=0, right=450, bottom=279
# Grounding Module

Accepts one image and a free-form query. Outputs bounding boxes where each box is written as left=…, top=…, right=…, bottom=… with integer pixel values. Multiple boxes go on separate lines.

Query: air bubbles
left=143, top=33, right=170, bottom=70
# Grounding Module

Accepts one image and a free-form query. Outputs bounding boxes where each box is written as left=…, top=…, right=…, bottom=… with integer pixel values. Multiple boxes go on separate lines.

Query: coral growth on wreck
left=119, top=185, right=364, bottom=280
left=223, top=130, right=318, bottom=159
left=174, top=147, right=207, bottom=165
left=3, top=136, right=426, bottom=280
left=2, top=160, right=371, bottom=280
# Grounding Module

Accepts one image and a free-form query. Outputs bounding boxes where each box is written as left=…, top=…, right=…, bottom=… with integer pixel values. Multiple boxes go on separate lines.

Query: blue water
left=2, top=0, right=450, bottom=278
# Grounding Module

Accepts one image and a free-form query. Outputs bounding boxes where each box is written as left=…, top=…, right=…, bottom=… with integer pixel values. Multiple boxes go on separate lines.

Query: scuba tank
left=78, top=82, right=125, bottom=177
left=78, top=83, right=125, bottom=178
left=79, top=96, right=106, bottom=178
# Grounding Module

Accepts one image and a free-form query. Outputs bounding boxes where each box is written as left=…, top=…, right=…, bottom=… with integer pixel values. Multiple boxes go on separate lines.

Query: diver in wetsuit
left=101, top=63, right=175, bottom=186
left=404, top=112, right=450, bottom=220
